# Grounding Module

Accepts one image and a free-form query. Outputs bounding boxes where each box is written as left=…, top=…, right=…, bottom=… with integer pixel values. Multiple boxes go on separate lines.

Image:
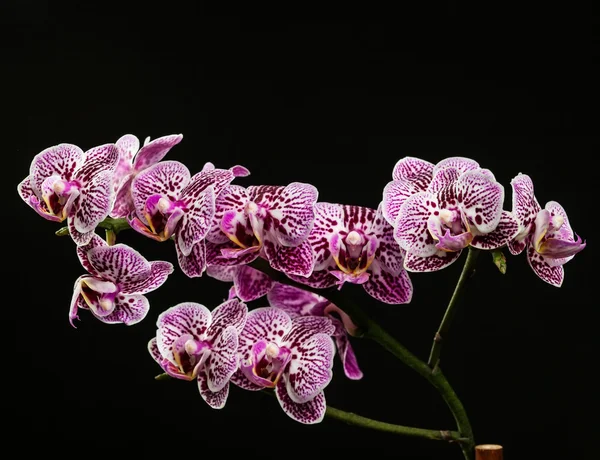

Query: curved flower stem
left=325, top=405, right=468, bottom=443
left=428, top=247, right=480, bottom=369
left=249, top=258, right=475, bottom=459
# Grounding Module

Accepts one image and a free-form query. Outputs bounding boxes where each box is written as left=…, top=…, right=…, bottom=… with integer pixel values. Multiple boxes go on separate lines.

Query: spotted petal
left=332, top=323, right=363, bottom=380
left=264, top=239, right=315, bottom=277
left=427, top=167, right=460, bottom=201
left=510, top=173, right=541, bottom=234
left=206, top=264, right=236, bottom=282
left=205, top=325, right=239, bottom=392
left=30, top=143, right=84, bottom=196
left=131, top=161, right=191, bottom=222
left=394, top=192, right=438, bottom=257
left=238, top=307, right=293, bottom=361
left=93, top=294, right=150, bottom=325
left=288, top=270, right=339, bottom=289
left=132, top=134, right=183, bottom=171
left=249, top=182, right=319, bottom=246
left=284, top=330, right=334, bottom=404
left=17, top=175, right=39, bottom=210
left=71, top=170, right=114, bottom=235
left=471, top=211, right=519, bottom=250
left=177, top=240, right=207, bottom=278
left=157, top=302, right=212, bottom=364
left=267, top=283, right=328, bottom=318
left=116, top=134, right=139, bottom=166
left=392, top=156, right=435, bottom=186
left=180, top=166, right=244, bottom=203
left=148, top=337, right=162, bottom=364
left=68, top=276, right=88, bottom=327
left=527, top=246, right=564, bottom=287
left=205, top=240, right=260, bottom=266
left=87, top=243, right=153, bottom=288
left=67, top=218, right=95, bottom=246
left=307, top=202, right=345, bottom=271
left=232, top=266, right=274, bottom=302
left=370, top=204, right=405, bottom=275
left=198, top=372, right=229, bottom=409
left=75, top=233, right=107, bottom=274
left=125, top=260, right=173, bottom=294
left=177, top=186, right=215, bottom=257
left=110, top=175, right=135, bottom=218
left=207, top=298, right=248, bottom=339
left=433, top=157, right=480, bottom=175
left=456, top=169, right=504, bottom=234
left=404, top=249, right=462, bottom=272
left=207, top=185, right=250, bottom=244
left=276, top=380, right=326, bottom=424
left=364, top=260, right=413, bottom=304
left=382, top=179, right=427, bottom=226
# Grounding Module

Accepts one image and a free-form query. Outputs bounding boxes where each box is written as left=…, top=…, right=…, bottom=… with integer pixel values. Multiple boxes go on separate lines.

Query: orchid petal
left=545, top=201, right=575, bottom=240
left=542, top=201, right=584, bottom=262
left=249, top=182, right=318, bottom=246
left=207, top=298, right=248, bottom=339
left=363, top=260, right=413, bottom=304
left=110, top=175, right=135, bottom=218
left=264, top=239, right=315, bottom=277
left=267, top=283, right=328, bottom=318
left=370, top=204, right=405, bottom=275
left=131, top=161, right=190, bottom=221
left=116, top=134, right=139, bottom=165
left=394, top=192, right=438, bottom=257
left=67, top=218, right=95, bottom=246
left=156, top=302, right=212, bottom=364
left=471, top=211, right=519, bottom=250
left=230, top=369, right=264, bottom=391
left=404, top=249, right=462, bottom=272
left=180, top=166, right=239, bottom=202
left=205, top=325, right=239, bottom=392
left=176, top=240, right=207, bottom=278
left=197, top=372, right=229, bottom=409
left=207, top=185, right=250, bottom=244
left=93, top=294, right=150, bottom=325
left=307, top=202, right=345, bottom=271
left=382, top=179, right=426, bottom=226
left=276, top=381, right=326, bottom=424
left=30, top=143, right=84, bottom=196
left=72, top=169, right=114, bottom=234
left=17, top=175, right=38, bottom=208
left=527, top=246, right=564, bottom=287
left=205, top=240, right=260, bottom=266
left=87, top=243, right=152, bottom=287
left=433, top=157, right=480, bottom=175
left=68, top=276, right=88, bottom=327
left=508, top=238, right=528, bottom=256
left=456, top=169, right=504, bottom=234
left=124, top=260, right=174, bottom=294
left=75, top=233, right=107, bottom=274
left=206, top=264, right=236, bottom=282
left=148, top=337, right=162, bottom=364
left=233, top=265, right=274, bottom=302
left=284, top=331, right=334, bottom=403
left=132, top=134, right=183, bottom=171
left=510, top=173, right=541, bottom=233
left=177, top=186, right=215, bottom=257
left=287, top=270, right=339, bottom=289
left=392, top=156, right=435, bottom=186
left=333, top=324, right=363, bottom=379
left=75, top=143, right=119, bottom=185
left=427, top=167, right=459, bottom=203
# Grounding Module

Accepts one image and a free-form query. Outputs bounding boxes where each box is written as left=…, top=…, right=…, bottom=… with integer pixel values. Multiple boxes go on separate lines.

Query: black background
left=4, top=3, right=597, bottom=459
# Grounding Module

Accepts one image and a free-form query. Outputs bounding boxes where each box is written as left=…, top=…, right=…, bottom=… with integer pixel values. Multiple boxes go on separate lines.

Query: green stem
left=249, top=258, right=475, bottom=459
left=97, top=217, right=131, bottom=234
left=325, top=405, right=467, bottom=443
left=427, top=247, right=480, bottom=369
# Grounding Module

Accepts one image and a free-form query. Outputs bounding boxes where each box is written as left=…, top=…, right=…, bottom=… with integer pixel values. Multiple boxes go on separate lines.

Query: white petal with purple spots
left=276, top=380, right=326, bottom=424
left=433, top=157, right=480, bottom=175
left=95, top=294, right=150, bottom=325
left=394, top=192, right=438, bottom=257
left=197, top=372, right=229, bottom=409
left=132, top=134, right=183, bottom=171
left=456, top=169, right=504, bottom=234
left=30, top=143, right=84, bottom=196
left=403, top=249, right=462, bottom=272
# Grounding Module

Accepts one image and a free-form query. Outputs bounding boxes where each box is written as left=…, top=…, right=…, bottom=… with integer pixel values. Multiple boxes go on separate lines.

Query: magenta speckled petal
left=197, top=371, right=229, bottom=409
left=233, top=266, right=274, bottom=302
left=456, top=169, right=504, bottom=234
left=132, top=134, right=183, bottom=171
left=382, top=179, right=426, bottom=226
left=394, top=192, right=438, bottom=257
left=510, top=173, right=541, bottom=235
left=307, top=202, right=345, bottom=271
left=177, top=186, right=215, bottom=257
left=363, top=260, right=413, bottom=304
left=391, top=156, right=434, bottom=186
left=30, top=143, right=84, bottom=196
left=403, top=249, right=462, bottom=272
left=471, top=211, right=519, bottom=250
left=264, top=239, right=315, bottom=277
left=276, top=380, right=326, bottom=424
left=176, top=239, right=207, bottom=278
left=205, top=325, right=239, bottom=392
left=527, top=246, right=564, bottom=287
left=433, top=157, right=480, bottom=175
left=207, top=298, right=248, bottom=339
left=238, top=307, right=293, bottom=364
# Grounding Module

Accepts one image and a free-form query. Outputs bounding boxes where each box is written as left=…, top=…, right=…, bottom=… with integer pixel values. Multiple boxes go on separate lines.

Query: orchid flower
left=69, top=234, right=173, bottom=326
left=509, top=173, right=586, bottom=286
left=384, top=156, right=519, bottom=272
left=17, top=143, right=119, bottom=245
left=267, top=283, right=363, bottom=380
left=148, top=299, right=247, bottom=409
left=206, top=264, right=275, bottom=302
left=205, top=183, right=318, bottom=277
left=110, top=133, right=183, bottom=218
left=231, top=307, right=335, bottom=424
left=287, top=202, right=413, bottom=304
left=128, top=161, right=249, bottom=277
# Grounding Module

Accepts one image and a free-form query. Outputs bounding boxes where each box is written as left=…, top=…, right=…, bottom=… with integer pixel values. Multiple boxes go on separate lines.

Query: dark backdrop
left=4, top=3, right=597, bottom=459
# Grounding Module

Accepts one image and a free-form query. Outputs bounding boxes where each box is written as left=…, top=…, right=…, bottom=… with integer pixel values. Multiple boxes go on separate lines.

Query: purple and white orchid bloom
left=385, top=156, right=519, bottom=272
left=288, top=202, right=413, bottom=305
left=69, top=234, right=174, bottom=326
left=110, top=133, right=183, bottom=218
left=267, top=283, right=363, bottom=380
left=205, top=182, right=318, bottom=277
left=128, top=160, right=249, bottom=277
left=17, top=143, right=119, bottom=245
left=509, top=173, right=586, bottom=287
left=231, top=307, right=335, bottom=424
left=148, top=299, right=248, bottom=409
